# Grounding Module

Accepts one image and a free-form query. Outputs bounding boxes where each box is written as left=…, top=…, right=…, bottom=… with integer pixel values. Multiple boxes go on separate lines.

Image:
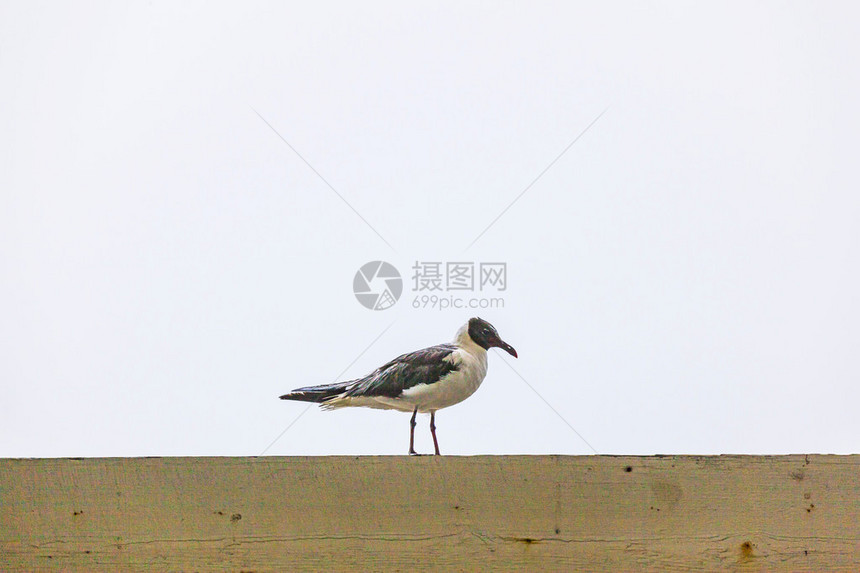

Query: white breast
left=391, top=343, right=488, bottom=413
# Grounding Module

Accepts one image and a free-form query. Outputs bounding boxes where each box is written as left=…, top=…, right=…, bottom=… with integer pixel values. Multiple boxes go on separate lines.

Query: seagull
left=279, top=317, right=517, bottom=455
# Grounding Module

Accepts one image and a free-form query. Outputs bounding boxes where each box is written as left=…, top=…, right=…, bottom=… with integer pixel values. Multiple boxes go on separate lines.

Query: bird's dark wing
left=346, top=343, right=459, bottom=399
left=280, top=380, right=353, bottom=403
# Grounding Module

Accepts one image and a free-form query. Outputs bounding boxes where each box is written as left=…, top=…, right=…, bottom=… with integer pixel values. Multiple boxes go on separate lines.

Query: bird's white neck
left=453, top=323, right=487, bottom=356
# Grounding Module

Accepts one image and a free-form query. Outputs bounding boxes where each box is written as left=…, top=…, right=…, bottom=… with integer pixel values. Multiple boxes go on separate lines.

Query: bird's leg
left=408, top=407, right=418, bottom=455
left=430, top=411, right=440, bottom=455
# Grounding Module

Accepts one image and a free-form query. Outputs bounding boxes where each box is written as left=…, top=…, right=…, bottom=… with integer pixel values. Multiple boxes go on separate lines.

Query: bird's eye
left=482, top=328, right=490, bottom=335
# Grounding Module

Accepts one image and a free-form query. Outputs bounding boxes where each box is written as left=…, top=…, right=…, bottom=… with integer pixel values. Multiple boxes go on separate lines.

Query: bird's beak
left=493, top=338, right=518, bottom=358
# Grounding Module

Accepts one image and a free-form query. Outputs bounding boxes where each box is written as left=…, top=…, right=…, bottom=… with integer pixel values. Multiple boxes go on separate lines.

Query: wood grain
left=2, top=455, right=858, bottom=571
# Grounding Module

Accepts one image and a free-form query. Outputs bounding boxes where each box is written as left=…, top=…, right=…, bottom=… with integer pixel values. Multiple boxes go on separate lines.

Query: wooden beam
left=2, top=455, right=858, bottom=571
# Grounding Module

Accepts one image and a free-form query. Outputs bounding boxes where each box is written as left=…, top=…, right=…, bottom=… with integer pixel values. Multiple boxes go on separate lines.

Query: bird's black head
left=467, top=317, right=518, bottom=357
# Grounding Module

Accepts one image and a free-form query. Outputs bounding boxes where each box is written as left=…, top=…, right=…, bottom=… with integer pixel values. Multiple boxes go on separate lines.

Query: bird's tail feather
left=279, top=380, right=353, bottom=403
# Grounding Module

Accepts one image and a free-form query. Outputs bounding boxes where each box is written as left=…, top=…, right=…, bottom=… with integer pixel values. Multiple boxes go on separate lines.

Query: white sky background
left=1, top=2, right=858, bottom=457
